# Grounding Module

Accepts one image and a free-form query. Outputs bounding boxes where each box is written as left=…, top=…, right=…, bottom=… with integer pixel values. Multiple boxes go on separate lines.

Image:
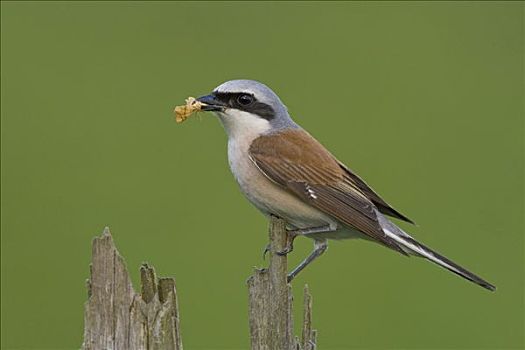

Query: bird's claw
left=262, top=244, right=271, bottom=260
left=263, top=229, right=299, bottom=258
left=276, top=246, right=293, bottom=256
left=276, top=229, right=297, bottom=256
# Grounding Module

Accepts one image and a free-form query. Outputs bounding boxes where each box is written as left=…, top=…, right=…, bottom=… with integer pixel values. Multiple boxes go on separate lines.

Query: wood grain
left=81, top=227, right=182, bottom=350
left=247, top=217, right=318, bottom=350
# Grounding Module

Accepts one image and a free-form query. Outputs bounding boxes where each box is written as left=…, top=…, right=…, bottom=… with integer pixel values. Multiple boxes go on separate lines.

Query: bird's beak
left=196, top=94, right=227, bottom=112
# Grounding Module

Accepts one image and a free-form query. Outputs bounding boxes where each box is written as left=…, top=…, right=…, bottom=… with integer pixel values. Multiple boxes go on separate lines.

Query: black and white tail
left=378, top=214, right=496, bottom=291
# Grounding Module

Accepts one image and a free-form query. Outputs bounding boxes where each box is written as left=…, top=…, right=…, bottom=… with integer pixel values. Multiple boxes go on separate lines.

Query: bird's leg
left=287, top=239, right=328, bottom=283
left=276, top=224, right=334, bottom=256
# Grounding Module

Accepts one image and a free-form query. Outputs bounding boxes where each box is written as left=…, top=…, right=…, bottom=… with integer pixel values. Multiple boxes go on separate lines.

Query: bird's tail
left=377, top=213, right=496, bottom=292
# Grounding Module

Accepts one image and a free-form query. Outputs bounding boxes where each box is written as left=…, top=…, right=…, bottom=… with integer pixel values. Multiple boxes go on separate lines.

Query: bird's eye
left=237, top=94, right=254, bottom=106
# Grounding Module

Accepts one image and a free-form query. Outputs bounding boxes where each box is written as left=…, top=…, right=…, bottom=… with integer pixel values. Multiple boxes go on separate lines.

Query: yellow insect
left=173, top=97, right=204, bottom=123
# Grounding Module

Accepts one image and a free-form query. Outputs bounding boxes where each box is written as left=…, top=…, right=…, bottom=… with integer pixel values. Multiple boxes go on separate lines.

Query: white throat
left=217, top=109, right=272, bottom=203
left=217, top=109, right=271, bottom=143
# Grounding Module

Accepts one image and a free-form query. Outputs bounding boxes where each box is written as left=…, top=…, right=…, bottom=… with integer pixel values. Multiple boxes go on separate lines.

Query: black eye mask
left=212, top=92, right=276, bottom=121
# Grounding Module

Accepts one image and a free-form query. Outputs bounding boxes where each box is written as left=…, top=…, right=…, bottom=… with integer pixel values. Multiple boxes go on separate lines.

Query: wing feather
left=337, top=161, right=415, bottom=224
left=249, top=130, right=408, bottom=254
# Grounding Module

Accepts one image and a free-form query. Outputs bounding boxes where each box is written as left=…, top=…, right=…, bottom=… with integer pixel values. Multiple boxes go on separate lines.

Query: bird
left=189, top=79, right=495, bottom=291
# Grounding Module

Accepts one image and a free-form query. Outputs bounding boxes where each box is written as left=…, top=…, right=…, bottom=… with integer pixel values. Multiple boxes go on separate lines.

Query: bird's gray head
left=196, top=80, right=297, bottom=139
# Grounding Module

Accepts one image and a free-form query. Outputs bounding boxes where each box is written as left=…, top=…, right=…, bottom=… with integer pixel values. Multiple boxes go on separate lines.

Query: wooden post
left=247, top=217, right=318, bottom=350
left=82, top=221, right=317, bottom=350
left=301, top=285, right=317, bottom=350
left=81, top=227, right=182, bottom=350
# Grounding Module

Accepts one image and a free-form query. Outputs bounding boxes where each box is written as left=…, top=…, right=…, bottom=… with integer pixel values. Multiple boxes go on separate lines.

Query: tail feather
left=378, top=215, right=496, bottom=291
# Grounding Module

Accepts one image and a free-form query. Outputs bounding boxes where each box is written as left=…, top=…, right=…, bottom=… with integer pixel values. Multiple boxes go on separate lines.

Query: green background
left=1, top=1, right=523, bottom=349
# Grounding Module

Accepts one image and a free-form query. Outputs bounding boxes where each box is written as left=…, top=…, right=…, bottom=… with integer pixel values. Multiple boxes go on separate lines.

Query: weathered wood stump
left=247, top=217, right=318, bottom=350
left=81, top=219, right=317, bottom=350
left=81, top=227, right=182, bottom=350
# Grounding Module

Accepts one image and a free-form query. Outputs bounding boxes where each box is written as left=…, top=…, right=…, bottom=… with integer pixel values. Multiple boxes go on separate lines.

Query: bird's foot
left=276, top=229, right=299, bottom=256
left=263, top=229, right=298, bottom=257
left=262, top=244, right=271, bottom=260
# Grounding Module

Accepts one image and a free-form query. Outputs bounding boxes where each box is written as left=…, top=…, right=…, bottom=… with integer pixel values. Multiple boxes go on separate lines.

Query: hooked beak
left=196, top=94, right=227, bottom=112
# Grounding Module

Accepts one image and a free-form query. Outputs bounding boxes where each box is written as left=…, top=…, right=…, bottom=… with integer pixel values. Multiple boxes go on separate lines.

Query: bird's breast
left=227, top=134, right=337, bottom=230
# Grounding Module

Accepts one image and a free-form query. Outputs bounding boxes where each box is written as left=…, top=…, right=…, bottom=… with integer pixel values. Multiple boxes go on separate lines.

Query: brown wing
left=337, top=162, right=415, bottom=224
left=248, top=129, right=408, bottom=255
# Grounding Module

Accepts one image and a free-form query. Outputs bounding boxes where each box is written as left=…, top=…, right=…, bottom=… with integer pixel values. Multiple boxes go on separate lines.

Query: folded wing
left=248, top=129, right=410, bottom=255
